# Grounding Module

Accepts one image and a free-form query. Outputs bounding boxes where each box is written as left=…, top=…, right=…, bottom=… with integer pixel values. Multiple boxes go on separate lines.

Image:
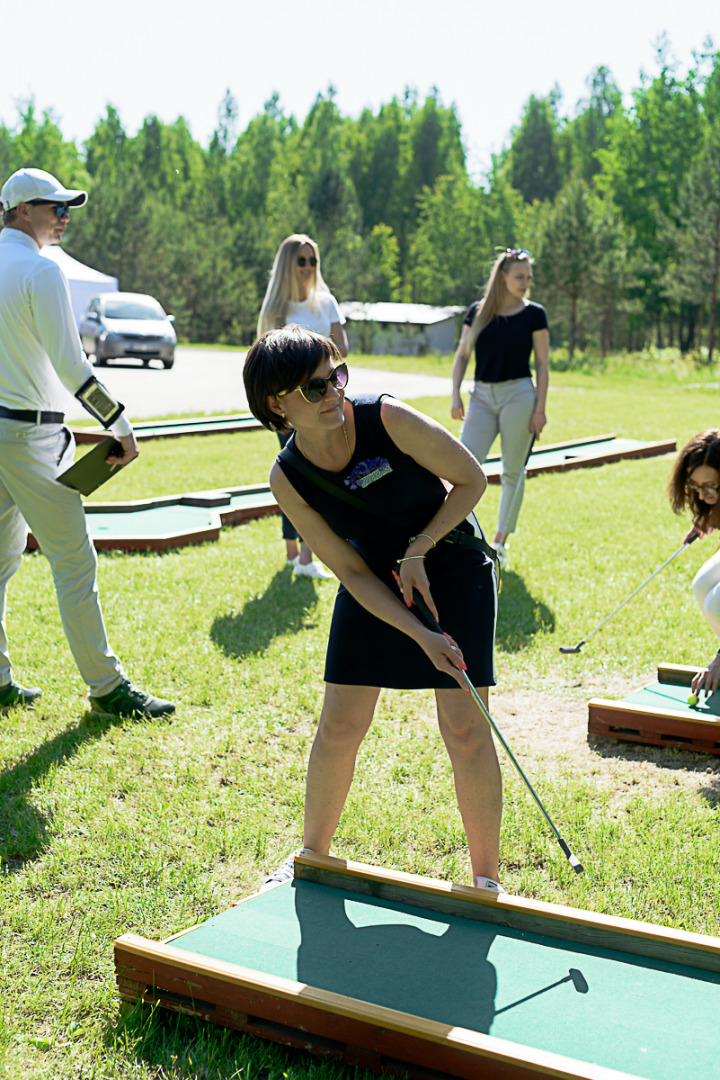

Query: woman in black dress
left=244, top=326, right=502, bottom=891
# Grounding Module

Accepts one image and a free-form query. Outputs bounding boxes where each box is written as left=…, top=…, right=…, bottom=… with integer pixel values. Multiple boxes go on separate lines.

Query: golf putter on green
left=410, top=589, right=584, bottom=874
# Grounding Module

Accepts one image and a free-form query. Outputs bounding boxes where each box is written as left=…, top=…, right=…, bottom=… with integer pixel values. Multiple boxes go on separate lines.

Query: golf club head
left=568, top=968, right=589, bottom=994
left=559, top=644, right=583, bottom=654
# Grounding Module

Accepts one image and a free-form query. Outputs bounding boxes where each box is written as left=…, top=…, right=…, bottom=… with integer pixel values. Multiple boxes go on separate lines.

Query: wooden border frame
left=482, top=434, right=676, bottom=484
left=26, top=485, right=279, bottom=554
left=588, top=664, right=720, bottom=755
left=72, top=414, right=263, bottom=443
left=114, top=853, right=720, bottom=1080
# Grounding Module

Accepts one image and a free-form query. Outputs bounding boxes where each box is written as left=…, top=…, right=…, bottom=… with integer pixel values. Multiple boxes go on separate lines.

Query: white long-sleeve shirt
left=0, top=229, right=131, bottom=435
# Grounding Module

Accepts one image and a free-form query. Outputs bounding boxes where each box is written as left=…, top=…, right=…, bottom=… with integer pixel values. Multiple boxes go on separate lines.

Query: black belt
left=0, top=406, right=65, bottom=424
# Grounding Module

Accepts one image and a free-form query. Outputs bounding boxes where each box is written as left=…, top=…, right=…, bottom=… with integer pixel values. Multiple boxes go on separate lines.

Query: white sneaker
left=260, top=847, right=314, bottom=891
left=286, top=556, right=299, bottom=569
left=294, top=560, right=333, bottom=579
left=473, top=875, right=506, bottom=893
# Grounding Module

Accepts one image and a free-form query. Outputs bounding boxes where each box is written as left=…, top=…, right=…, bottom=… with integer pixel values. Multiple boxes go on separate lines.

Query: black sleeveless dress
left=277, top=395, right=497, bottom=689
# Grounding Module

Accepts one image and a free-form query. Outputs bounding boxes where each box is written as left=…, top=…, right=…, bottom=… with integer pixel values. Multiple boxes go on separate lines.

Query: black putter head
left=559, top=644, right=583, bottom=654
left=568, top=968, right=589, bottom=994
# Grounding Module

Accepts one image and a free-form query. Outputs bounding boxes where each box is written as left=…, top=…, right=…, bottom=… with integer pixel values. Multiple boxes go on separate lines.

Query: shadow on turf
left=496, top=569, right=555, bottom=652
left=0, top=710, right=134, bottom=869
left=210, top=566, right=321, bottom=660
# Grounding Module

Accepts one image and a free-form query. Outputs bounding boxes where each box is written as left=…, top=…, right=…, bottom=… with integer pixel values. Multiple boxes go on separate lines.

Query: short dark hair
left=243, top=325, right=341, bottom=432
left=668, top=428, right=720, bottom=527
left=2, top=207, right=17, bottom=227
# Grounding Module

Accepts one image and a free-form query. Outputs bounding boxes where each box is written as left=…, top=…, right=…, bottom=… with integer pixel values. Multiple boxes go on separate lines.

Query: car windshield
left=103, top=298, right=165, bottom=320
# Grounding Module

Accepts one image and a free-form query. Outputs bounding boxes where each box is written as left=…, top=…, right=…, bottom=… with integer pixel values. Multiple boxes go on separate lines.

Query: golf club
left=559, top=532, right=700, bottom=654
left=411, top=590, right=584, bottom=874
left=494, top=967, right=589, bottom=1015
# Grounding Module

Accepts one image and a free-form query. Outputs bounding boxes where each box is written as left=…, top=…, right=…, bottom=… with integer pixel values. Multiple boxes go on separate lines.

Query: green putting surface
left=173, top=880, right=720, bottom=1080
left=625, top=681, right=720, bottom=718
left=482, top=435, right=671, bottom=480
left=85, top=504, right=220, bottom=540
left=73, top=414, right=262, bottom=443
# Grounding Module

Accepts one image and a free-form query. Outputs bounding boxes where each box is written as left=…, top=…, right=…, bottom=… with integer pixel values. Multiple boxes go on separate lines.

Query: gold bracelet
left=396, top=555, right=426, bottom=563
left=409, top=532, right=436, bottom=548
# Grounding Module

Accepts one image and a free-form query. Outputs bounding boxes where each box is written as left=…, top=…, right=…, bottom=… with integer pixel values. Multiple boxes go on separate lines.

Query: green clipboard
left=58, top=437, right=131, bottom=496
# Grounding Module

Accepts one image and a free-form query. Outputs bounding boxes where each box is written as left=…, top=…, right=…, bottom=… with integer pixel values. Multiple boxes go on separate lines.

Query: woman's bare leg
left=303, top=683, right=380, bottom=854
left=435, top=686, right=502, bottom=881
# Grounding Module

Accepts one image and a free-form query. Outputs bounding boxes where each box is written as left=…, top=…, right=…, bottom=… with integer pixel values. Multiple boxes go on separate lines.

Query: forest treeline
left=1, top=42, right=719, bottom=360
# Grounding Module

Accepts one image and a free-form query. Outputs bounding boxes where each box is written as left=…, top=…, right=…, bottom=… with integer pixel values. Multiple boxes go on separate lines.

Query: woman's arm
left=330, top=321, right=349, bottom=357
left=379, top=398, right=487, bottom=617
left=530, top=327, right=550, bottom=438
left=269, top=462, right=469, bottom=687
left=451, top=324, right=473, bottom=421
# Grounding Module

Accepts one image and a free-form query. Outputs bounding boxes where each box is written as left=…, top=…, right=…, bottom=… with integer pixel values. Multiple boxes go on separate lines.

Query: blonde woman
left=257, top=235, right=348, bottom=578
left=451, top=249, right=549, bottom=567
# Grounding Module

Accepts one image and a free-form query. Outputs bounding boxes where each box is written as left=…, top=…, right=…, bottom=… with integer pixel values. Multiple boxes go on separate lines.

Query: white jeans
left=461, top=378, right=536, bottom=536
left=0, top=419, right=124, bottom=694
left=692, top=548, right=720, bottom=640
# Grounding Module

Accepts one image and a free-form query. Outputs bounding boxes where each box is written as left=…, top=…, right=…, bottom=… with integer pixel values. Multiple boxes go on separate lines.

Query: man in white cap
left=0, top=167, right=174, bottom=718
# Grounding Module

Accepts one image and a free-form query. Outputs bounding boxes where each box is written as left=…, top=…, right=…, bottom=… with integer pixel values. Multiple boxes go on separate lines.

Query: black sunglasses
left=27, top=200, right=70, bottom=218
left=297, top=256, right=317, bottom=267
left=278, top=361, right=349, bottom=404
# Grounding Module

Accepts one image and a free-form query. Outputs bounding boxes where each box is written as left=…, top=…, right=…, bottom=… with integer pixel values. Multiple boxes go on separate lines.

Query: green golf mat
left=170, top=878, right=720, bottom=1080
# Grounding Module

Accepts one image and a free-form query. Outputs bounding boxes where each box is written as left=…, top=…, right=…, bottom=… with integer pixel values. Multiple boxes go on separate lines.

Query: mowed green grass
left=2, top=360, right=720, bottom=1079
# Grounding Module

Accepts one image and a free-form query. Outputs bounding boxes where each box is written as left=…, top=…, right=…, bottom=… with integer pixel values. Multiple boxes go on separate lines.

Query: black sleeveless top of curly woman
left=277, top=394, right=498, bottom=690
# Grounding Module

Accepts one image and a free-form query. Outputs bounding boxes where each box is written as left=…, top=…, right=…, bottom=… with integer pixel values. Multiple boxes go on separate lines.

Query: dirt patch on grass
left=489, top=681, right=720, bottom=806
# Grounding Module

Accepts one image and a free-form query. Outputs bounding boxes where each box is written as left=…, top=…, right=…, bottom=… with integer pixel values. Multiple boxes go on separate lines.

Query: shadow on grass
left=0, top=710, right=129, bottom=868
left=496, top=569, right=555, bottom=652
left=210, top=567, right=323, bottom=660
left=113, top=1001, right=324, bottom=1080
left=588, top=734, right=720, bottom=803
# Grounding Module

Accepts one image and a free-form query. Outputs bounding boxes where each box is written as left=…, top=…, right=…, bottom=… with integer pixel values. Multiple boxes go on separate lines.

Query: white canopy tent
left=40, top=246, right=119, bottom=328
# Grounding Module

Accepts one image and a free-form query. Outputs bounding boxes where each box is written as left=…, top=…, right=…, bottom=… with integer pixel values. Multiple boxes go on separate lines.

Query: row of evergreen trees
left=1, top=41, right=718, bottom=359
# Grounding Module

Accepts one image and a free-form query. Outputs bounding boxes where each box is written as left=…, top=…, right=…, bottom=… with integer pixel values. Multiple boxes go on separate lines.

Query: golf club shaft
left=565, top=533, right=699, bottom=651
left=411, top=590, right=583, bottom=872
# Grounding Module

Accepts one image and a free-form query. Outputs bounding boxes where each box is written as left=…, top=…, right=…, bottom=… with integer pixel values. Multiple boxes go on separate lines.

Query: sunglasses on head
left=278, top=361, right=349, bottom=404
left=27, top=200, right=70, bottom=218
left=505, top=248, right=531, bottom=258
left=297, top=256, right=317, bottom=267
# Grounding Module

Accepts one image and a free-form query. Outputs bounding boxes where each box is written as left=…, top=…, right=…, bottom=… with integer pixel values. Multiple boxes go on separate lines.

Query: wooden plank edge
left=293, top=854, right=720, bottom=961
left=114, top=934, right=639, bottom=1080
left=588, top=698, right=720, bottom=732
left=657, top=663, right=702, bottom=685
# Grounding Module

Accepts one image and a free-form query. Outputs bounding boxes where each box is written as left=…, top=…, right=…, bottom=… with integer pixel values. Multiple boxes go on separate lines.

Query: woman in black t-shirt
left=244, top=326, right=503, bottom=894
left=451, top=250, right=549, bottom=567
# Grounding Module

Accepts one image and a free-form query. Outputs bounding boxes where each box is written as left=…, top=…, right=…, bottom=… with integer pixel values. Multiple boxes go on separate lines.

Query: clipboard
left=58, top=437, right=131, bottom=496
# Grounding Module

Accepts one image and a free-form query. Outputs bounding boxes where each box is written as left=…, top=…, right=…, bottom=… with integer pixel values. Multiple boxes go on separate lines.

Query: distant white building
left=340, top=302, right=465, bottom=356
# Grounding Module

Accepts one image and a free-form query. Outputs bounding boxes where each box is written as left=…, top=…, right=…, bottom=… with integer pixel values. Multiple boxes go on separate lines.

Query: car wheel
left=94, top=344, right=107, bottom=367
left=162, top=358, right=174, bottom=370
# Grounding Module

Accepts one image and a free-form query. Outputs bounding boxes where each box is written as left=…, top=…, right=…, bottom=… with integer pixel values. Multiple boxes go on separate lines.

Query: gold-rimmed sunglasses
left=277, top=362, right=349, bottom=404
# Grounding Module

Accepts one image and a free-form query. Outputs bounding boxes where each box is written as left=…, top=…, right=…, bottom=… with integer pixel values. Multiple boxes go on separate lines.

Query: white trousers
left=460, top=378, right=536, bottom=536
left=0, top=419, right=124, bottom=694
left=692, top=548, right=720, bottom=640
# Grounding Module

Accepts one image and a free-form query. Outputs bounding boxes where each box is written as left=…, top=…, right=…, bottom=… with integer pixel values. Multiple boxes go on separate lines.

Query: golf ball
left=687, top=693, right=699, bottom=706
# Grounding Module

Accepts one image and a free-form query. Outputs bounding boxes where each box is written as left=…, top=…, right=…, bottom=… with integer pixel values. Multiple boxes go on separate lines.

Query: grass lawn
left=2, top=356, right=720, bottom=1079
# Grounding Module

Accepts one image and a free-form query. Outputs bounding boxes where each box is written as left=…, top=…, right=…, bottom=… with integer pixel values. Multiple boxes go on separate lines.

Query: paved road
left=64, top=347, right=463, bottom=422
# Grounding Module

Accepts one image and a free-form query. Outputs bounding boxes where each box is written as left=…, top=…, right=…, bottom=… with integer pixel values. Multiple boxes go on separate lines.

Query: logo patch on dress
left=345, top=457, right=393, bottom=490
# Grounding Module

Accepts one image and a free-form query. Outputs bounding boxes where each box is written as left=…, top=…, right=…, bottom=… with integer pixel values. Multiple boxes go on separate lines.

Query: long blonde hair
left=465, top=249, right=533, bottom=354
left=257, top=234, right=332, bottom=338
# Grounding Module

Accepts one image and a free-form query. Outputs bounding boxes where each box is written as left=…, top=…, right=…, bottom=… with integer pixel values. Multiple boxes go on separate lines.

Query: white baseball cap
left=1, top=168, right=87, bottom=211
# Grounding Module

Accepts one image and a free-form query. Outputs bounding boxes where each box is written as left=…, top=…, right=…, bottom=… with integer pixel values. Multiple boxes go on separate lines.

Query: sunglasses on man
left=27, top=200, right=71, bottom=218
left=297, top=256, right=317, bottom=267
left=278, top=362, right=349, bottom=404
